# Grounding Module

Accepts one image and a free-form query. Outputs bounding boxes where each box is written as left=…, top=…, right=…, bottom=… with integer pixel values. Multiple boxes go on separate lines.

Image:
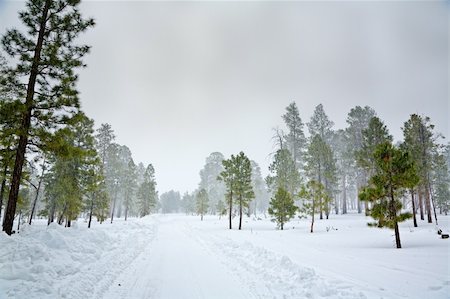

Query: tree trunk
left=342, top=175, right=347, bottom=214
left=411, top=190, right=417, bottom=227
left=0, top=165, right=7, bottom=222
left=48, top=201, right=55, bottom=225
left=418, top=189, right=424, bottom=220
left=281, top=222, right=284, bottom=230
left=67, top=219, right=71, bottom=228
left=394, top=220, right=401, bottom=248
left=228, top=189, right=233, bottom=230
left=124, top=204, right=128, bottom=221
left=425, top=186, right=432, bottom=223
left=428, top=183, right=438, bottom=225
left=88, top=199, right=94, bottom=228
left=311, top=200, right=315, bottom=233
left=17, top=211, right=21, bottom=233
left=28, top=160, right=46, bottom=225
left=111, top=191, right=117, bottom=224
left=238, top=196, right=243, bottom=230
left=2, top=0, right=51, bottom=236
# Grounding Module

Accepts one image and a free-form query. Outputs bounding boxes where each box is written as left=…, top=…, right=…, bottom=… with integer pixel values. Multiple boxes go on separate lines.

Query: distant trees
left=359, top=142, right=419, bottom=248
left=305, top=135, right=336, bottom=219
left=402, top=114, right=437, bottom=224
left=346, top=106, right=376, bottom=214
left=137, top=164, right=158, bottom=217
left=198, top=152, right=226, bottom=214
left=195, top=189, right=209, bottom=221
left=160, top=190, right=180, bottom=214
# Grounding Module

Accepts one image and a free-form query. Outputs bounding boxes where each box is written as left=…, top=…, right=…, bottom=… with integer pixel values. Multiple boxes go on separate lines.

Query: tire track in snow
left=185, top=224, right=367, bottom=299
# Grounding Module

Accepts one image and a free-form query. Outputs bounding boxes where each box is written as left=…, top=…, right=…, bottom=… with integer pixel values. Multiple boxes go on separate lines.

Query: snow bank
left=0, top=217, right=157, bottom=299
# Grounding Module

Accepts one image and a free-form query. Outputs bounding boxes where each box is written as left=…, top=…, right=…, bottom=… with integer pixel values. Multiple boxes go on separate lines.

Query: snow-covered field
left=0, top=213, right=448, bottom=299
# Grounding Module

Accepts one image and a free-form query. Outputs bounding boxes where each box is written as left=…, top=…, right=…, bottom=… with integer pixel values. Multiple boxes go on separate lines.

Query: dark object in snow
left=118, top=283, right=121, bottom=286
left=441, top=234, right=449, bottom=239
left=437, top=229, right=442, bottom=235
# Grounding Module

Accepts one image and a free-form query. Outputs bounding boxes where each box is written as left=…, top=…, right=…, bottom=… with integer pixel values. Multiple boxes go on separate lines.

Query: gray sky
left=0, top=1, right=448, bottom=194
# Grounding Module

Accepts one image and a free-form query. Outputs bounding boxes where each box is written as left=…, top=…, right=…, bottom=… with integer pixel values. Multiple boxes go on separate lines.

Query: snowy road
left=2, top=214, right=447, bottom=299
left=102, top=215, right=368, bottom=299
left=102, top=216, right=254, bottom=299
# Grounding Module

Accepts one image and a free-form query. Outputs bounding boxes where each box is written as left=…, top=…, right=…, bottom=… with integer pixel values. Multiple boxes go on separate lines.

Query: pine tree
left=266, top=148, right=301, bottom=198
left=218, top=152, right=254, bottom=230
left=402, top=114, right=437, bottom=223
left=123, top=158, right=137, bottom=221
left=305, top=135, right=337, bottom=219
left=432, top=152, right=450, bottom=215
left=359, top=142, right=419, bottom=248
left=330, top=129, right=355, bottom=214
left=196, top=188, right=209, bottom=221
left=346, top=106, right=376, bottom=214
left=358, top=117, right=393, bottom=177
left=199, top=152, right=226, bottom=214
left=282, top=102, right=306, bottom=169
left=307, top=103, right=334, bottom=144
left=268, top=187, right=297, bottom=230
left=299, top=180, right=330, bottom=233
left=250, top=160, right=269, bottom=217
left=1, top=0, right=95, bottom=235
left=137, top=164, right=157, bottom=217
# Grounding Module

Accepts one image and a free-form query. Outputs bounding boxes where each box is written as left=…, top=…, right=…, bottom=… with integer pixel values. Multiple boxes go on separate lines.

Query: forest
left=0, top=1, right=450, bottom=247
left=0, top=1, right=449, bottom=298
left=0, top=1, right=449, bottom=251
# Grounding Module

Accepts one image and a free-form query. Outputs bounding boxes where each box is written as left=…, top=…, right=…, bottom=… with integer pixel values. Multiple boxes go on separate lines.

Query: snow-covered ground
left=0, top=213, right=448, bottom=299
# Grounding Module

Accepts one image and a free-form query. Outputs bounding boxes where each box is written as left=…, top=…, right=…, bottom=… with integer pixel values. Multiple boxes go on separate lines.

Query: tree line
left=179, top=102, right=449, bottom=248
left=0, top=0, right=157, bottom=235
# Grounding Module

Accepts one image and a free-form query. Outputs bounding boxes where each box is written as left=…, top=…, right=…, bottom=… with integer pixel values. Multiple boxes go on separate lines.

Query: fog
left=0, top=0, right=448, bottom=194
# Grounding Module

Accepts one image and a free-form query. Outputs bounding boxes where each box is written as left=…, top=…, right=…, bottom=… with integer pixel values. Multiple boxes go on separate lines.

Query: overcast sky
left=0, top=1, right=448, bottom=194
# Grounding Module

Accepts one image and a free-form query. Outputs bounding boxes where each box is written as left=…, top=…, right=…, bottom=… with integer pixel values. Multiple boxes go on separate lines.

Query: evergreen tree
left=402, top=114, right=437, bottom=223
left=282, top=102, right=306, bottom=169
left=43, top=113, right=97, bottom=227
left=250, top=160, right=269, bottom=217
left=266, top=148, right=301, bottom=198
left=1, top=0, right=95, bottom=235
left=432, top=152, right=450, bottom=215
left=346, top=106, right=376, bottom=214
left=305, top=135, right=337, bottom=219
left=196, top=188, right=209, bottom=221
left=218, top=152, right=254, bottom=230
left=123, top=158, right=137, bottom=221
left=299, top=180, right=330, bottom=233
left=137, top=164, right=157, bottom=217
left=95, top=124, right=115, bottom=166
left=358, top=117, right=393, bottom=177
left=359, top=142, right=419, bottom=248
left=268, top=187, right=297, bottom=230
left=307, top=103, right=334, bottom=144
left=199, top=152, right=226, bottom=214
left=180, top=192, right=195, bottom=215
left=83, top=156, right=109, bottom=228
left=330, top=129, right=355, bottom=214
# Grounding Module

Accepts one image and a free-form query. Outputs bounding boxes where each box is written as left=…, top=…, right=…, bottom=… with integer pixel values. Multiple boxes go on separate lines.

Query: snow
left=0, top=213, right=448, bottom=299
